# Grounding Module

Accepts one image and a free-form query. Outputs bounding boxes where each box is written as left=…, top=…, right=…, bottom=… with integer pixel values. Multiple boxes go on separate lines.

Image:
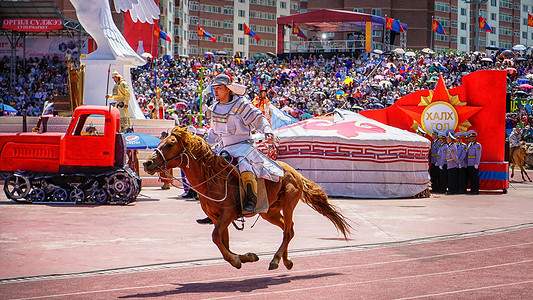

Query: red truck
left=0, top=105, right=140, bottom=204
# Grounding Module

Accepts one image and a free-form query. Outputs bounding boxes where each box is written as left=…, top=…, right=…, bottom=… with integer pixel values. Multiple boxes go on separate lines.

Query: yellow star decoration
left=399, top=76, right=482, bottom=134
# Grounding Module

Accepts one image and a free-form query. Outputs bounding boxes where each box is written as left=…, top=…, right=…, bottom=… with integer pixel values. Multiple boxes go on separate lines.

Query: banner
left=361, top=70, right=509, bottom=191
left=0, top=37, right=86, bottom=60
left=511, top=98, right=532, bottom=112
left=2, top=18, right=62, bottom=32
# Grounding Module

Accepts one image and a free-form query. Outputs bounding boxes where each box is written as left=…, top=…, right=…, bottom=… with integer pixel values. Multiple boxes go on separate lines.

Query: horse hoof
left=268, top=261, right=279, bottom=270
left=283, top=259, right=294, bottom=270
left=246, top=252, right=259, bottom=262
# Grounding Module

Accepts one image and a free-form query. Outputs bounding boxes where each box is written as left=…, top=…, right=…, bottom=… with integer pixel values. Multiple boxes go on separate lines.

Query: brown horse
left=510, top=142, right=532, bottom=182
left=143, top=127, right=351, bottom=270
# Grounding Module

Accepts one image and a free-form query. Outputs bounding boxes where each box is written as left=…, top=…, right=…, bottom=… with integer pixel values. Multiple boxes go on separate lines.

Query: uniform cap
left=111, top=69, right=122, bottom=78
left=447, top=132, right=456, bottom=140
left=468, top=130, right=478, bottom=137
left=438, top=131, right=446, bottom=138
left=455, top=132, right=464, bottom=137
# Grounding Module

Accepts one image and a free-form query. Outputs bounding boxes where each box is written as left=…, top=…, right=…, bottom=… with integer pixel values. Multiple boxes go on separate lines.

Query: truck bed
left=0, top=133, right=63, bottom=173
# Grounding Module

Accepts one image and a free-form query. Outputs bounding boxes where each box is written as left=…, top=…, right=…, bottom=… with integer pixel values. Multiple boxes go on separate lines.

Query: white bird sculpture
left=69, top=0, right=160, bottom=66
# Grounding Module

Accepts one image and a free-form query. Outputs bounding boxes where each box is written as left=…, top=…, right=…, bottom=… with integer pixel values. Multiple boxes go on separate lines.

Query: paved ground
left=0, top=170, right=532, bottom=299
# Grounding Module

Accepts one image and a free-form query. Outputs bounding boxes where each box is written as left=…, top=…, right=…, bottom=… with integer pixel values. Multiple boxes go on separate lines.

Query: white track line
left=203, top=260, right=533, bottom=300
left=10, top=242, right=533, bottom=300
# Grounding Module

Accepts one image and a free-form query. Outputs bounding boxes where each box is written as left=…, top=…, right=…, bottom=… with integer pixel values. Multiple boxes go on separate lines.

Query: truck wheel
left=4, top=174, right=31, bottom=202
left=29, top=188, right=46, bottom=202
left=70, top=188, right=85, bottom=203
left=91, top=188, right=109, bottom=205
left=52, top=188, right=69, bottom=202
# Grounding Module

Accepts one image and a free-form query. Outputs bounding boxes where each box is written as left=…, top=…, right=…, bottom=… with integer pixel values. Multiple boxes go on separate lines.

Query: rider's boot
left=241, top=171, right=258, bottom=214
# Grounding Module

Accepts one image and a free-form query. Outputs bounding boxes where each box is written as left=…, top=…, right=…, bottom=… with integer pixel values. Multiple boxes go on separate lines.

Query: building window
left=224, top=6, right=233, bottom=15
left=189, top=1, right=198, bottom=11
left=435, top=17, right=449, bottom=27
left=238, top=37, right=244, bottom=45
left=523, top=31, right=528, bottom=39
left=239, top=0, right=245, bottom=3
left=499, top=0, right=512, bottom=9
left=451, top=35, right=457, bottom=43
left=371, top=9, right=381, bottom=16
left=499, top=26, right=513, bottom=36
left=491, top=13, right=496, bottom=21
left=189, top=16, right=198, bottom=25
left=353, top=8, right=363, bottom=13
left=491, top=0, right=496, bottom=6
left=460, top=22, right=466, bottom=30
left=499, top=13, right=512, bottom=23
left=435, top=2, right=450, bottom=12
left=280, top=1, right=286, bottom=9
left=524, top=4, right=529, bottom=12
left=451, top=21, right=457, bottom=28
left=372, top=30, right=381, bottom=37
left=451, top=6, right=457, bottom=14
left=238, top=23, right=243, bottom=30
left=461, top=8, right=466, bottom=16
left=238, top=10, right=246, bottom=17
left=435, top=33, right=448, bottom=41
left=515, top=31, right=520, bottom=37
left=224, top=21, right=233, bottom=29
left=480, top=10, right=486, bottom=18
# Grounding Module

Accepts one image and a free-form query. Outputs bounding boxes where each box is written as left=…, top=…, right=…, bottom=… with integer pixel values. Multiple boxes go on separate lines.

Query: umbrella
left=512, top=44, right=527, bottom=51
left=124, top=133, right=162, bottom=150
left=503, top=58, right=514, bottom=66
left=427, top=76, right=439, bottom=83
left=516, top=79, right=531, bottom=85
left=0, top=104, right=17, bottom=113
left=374, top=74, right=385, bottom=80
left=514, top=90, right=528, bottom=97
left=379, top=80, right=392, bottom=87
left=203, top=52, right=215, bottom=58
left=405, top=51, right=416, bottom=57
left=421, top=48, right=434, bottom=54
left=372, top=49, right=383, bottom=54
left=515, top=57, right=527, bottom=62
left=486, top=45, right=499, bottom=50
left=506, top=68, right=517, bottom=76
left=313, top=91, right=326, bottom=97
left=373, top=103, right=384, bottom=108
left=141, top=52, right=153, bottom=59
left=526, top=73, right=533, bottom=80
left=481, top=57, right=493, bottom=63
left=370, top=84, right=381, bottom=90
left=501, top=49, right=515, bottom=57
left=344, top=78, right=354, bottom=84
left=266, top=52, right=277, bottom=58
left=395, top=74, right=404, bottom=81
left=518, top=84, right=533, bottom=89
left=393, top=48, right=405, bottom=54
left=214, top=50, right=228, bottom=56
left=352, top=105, right=364, bottom=110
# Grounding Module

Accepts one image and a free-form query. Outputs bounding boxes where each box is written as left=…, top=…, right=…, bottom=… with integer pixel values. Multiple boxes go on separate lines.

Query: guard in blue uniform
left=435, top=132, right=448, bottom=193
left=445, top=132, right=459, bottom=195
left=429, top=131, right=440, bottom=192
left=455, top=132, right=467, bottom=194
left=466, top=130, right=482, bottom=194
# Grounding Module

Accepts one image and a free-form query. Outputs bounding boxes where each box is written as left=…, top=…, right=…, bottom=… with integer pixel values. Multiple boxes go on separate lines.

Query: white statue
left=69, top=0, right=160, bottom=66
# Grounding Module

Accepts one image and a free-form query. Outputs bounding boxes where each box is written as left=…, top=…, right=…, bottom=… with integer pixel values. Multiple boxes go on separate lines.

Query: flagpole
left=527, top=10, right=530, bottom=51
left=289, top=21, right=293, bottom=61
left=430, top=16, right=434, bottom=49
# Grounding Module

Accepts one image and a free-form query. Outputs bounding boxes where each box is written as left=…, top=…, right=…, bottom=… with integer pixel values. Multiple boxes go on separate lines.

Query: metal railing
left=283, top=39, right=389, bottom=54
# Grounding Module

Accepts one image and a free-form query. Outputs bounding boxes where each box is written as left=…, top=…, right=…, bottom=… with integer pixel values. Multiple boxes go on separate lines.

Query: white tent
left=273, top=109, right=430, bottom=198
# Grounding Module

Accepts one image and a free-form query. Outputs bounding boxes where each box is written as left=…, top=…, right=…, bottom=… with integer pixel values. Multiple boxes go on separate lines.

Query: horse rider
left=32, top=98, right=54, bottom=133
left=106, top=70, right=131, bottom=132
left=508, top=126, right=522, bottom=162
left=455, top=132, right=468, bottom=194
left=466, top=130, right=482, bottom=195
left=429, top=130, right=440, bottom=192
left=435, top=131, right=448, bottom=193
left=204, top=73, right=284, bottom=215
left=445, top=132, right=459, bottom=195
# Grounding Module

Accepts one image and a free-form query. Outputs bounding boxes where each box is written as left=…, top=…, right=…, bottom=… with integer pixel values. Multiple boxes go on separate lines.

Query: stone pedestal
left=81, top=59, right=145, bottom=119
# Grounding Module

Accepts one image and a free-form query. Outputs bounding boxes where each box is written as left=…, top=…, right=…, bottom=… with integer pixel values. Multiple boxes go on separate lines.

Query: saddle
left=219, top=151, right=269, bottom=215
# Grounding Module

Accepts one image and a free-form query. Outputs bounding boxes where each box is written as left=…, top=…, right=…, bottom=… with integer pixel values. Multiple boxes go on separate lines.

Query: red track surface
left=1, top=226, right=532, bottom=299
left=1, top=171, right=532, bottom=299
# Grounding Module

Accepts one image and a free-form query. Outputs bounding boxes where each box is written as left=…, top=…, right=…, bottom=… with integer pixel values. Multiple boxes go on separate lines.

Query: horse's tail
left=300, top=175, right=351, bottom=240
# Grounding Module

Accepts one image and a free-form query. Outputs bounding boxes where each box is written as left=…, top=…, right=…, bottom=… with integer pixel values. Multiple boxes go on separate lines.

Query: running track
left=2, top=225, right=532, bottom=299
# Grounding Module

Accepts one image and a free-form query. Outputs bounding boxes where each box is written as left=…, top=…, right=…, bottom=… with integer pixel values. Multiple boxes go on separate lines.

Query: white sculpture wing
left=100, top=8, right=145, bottom=65
left=114, top=0, right=160, bottom=24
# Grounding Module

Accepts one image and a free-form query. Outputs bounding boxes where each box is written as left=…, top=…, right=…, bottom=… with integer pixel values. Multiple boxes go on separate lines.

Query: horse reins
left=153, top=142, right=236, bottom=202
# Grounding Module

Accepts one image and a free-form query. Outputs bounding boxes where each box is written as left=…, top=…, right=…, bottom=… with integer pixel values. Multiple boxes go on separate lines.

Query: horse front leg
left=212, top=217, right=242, bottom=269
left=511, top=164, right=515, bottom=179
left=520, top=165, right=532, bottom=182
left=262, top=208, right=295, bottom=270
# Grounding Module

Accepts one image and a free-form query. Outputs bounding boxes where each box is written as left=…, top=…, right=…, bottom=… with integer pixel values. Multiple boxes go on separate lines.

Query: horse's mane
left=170, top=127, right=231, bottom=180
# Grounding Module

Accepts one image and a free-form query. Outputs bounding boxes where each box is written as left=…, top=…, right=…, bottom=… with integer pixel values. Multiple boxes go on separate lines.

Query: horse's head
left=519, top=142, right=529, bottom=155
left=143, top=127, right=191, bottom=175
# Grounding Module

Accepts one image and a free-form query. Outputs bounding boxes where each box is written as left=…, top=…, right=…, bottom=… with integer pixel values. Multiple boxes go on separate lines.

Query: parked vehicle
left=0, top=105, right=140, bottom=204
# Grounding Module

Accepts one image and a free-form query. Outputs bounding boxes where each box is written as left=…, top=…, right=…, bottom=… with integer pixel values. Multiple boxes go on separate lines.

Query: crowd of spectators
left=1, top=50, right=533, bottom=140
left=0, top=55, right=68, bottom=116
